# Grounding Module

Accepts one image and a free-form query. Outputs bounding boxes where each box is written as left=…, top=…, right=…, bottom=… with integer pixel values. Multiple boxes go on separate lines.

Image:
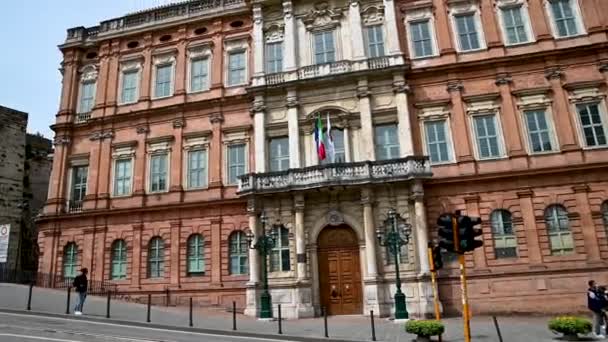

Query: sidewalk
left=0, top=283, right=575, bottom=341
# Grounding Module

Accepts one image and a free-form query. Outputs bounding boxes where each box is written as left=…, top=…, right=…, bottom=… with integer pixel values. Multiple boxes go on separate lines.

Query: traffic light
left=431, top=245, right=443, bottom=271
left=458, top=215, right=483, bottom=252
left=437, top=214, right=457, bottom=253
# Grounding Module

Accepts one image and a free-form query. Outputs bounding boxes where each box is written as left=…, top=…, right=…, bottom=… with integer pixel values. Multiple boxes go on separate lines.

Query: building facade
left=40, top=0, right=608, bottom=317
left=0, top=106, right=52, bottom=275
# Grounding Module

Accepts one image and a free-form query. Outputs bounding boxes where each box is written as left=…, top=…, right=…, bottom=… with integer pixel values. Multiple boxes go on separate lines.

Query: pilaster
left=358, top=78, right=375, bottom=161
left=211, top=217, right=222, bottom=285
left=131, top=223, right=144, bottom=289
left=411, top=181, right=430, bottom=275
left=133, top=124, right=149, bottom=205
left=495, top=73, right=526, bottom=157
left=382, top=0, right=401, bottom=55
left=517, top=189, right=543, bottom=266
left=287, top=89, right=301, bottom=168
left=252, top=96, right=267, bottom=173
left=283, top=0, right=297, bottom=71
left=572, top=185, right=601, bottom=263
left=170, top=118, right=185, bottom=196
left=545, top=67, right=578, bottom=151
left=447, top=81, right=474, bottom=164
left=209, top=113, right=224, bottom=188
left=253, top=4, right=265, bottom=76
left=349, top=0, right=366, bottom=60
left=393, top=75, right=413, bottom=157
left=170, top=220, right=181, bottom=286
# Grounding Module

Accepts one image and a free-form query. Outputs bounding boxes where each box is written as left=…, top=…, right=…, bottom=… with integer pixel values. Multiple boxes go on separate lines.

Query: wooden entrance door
left=318, top=225, right=362, bottom=315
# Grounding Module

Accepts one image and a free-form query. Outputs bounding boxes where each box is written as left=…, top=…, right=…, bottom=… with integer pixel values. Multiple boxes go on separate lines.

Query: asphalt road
left=0, top=312, right=299, bottom=342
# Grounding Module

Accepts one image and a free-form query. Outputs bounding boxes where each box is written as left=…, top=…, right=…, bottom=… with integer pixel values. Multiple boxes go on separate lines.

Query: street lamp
left=376, top=208, right=412, bottom=320
left=246, top=211, right=278, bottom=319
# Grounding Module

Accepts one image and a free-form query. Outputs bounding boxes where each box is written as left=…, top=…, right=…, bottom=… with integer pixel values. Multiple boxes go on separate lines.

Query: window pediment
left=264, top=23, right=285, bottom=43
left=153, top=53, right=176, bottom=66
left=465, top=94, right=501, bottom=115
left=302, top=2, right=343, bottom=31
left=447, top=0, right=480, bottom=14
left=516, top=93, right=552, bottom=110
left=79, top=65, right=98, bottom=82
left=416, top=103, right=451, bottom=120
left=361, top=5, right=385, bottom=26
left=184, top=136, right=210, bottom=150
left=112, top=146, right=136, bottom=159
left=495, top=0, right=525, bottom=8
left=188, top=43, right=213, bottom=59
left=404, top=5, right=433, bottom=22
left=568, top=87, right=605, bottom=104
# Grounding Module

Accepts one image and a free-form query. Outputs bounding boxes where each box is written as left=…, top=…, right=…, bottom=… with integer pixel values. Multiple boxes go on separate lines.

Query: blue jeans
left=74, top=292, right=87, bottom=312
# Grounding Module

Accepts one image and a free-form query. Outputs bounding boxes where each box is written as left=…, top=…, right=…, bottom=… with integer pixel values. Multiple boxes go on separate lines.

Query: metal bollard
left=26, top=283, right=33, bottom=311
left=278, top=304, right=283, bottom=334
left=323, top=306, right=329, bottom=338
left=165, top=287, right=170, bottom=307
left=65, top=287, right=71, bottom=315
left=492, top=316, right=504, bottom=342
left=370, top=310, right=376, bottom=341
left=189, top=297, right=193, bottom=327
left=106, top=291, right=111, bottom=318
left=232, top=301, right=237, bottom=331
left=146, top=294, right=151, bottom=323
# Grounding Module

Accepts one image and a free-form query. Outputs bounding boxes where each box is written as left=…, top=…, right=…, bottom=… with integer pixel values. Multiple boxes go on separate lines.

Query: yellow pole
left=427, top=247, right=441, bottom=321
left=453, top=216, right=471, bottom=342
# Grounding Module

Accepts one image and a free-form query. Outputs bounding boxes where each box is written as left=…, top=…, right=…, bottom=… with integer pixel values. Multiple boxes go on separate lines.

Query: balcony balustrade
left=238, top=157, right=431, bottom=195
left=67, top=200, right=83, bottom=213
left=75, top=112, right=91, bottom=123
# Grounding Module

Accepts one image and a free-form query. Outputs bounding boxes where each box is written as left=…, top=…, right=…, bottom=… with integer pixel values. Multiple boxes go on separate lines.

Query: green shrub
left=548, top=316, right=592, bottom=336
left=405, top=320, right=445, bottom=337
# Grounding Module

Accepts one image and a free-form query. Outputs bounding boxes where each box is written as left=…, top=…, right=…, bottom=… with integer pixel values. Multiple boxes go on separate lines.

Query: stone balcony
left=237, top=157, right=431, bottom=195
left=253, top=55, right=405, bottom=87
left=64, top=0, right=246, bottom=44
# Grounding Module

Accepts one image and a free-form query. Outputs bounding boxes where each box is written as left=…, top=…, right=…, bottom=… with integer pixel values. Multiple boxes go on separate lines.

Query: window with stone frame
left=227, top=51, right=247, bottom=86
left=269, top=137, right=289, bottom=172
left=70, top=165, right=88, bottom=210
left=111, top=239, right=127, bottom=280
left=449, top=1, right=486, bottom=53
left=498, top=4, right=532, bottom=45
left=229, top=231, right=249, bottom=275
left=524, top=109, right=556, bottom=153
left=490, top=210, right=517, bottom=258
left=149, top=153, right=168, bottom=193
left=187, top=234, right=205, bottom=276
left=119, top=60, right=142, bottom=104
left=322, top=128, right=345, bottom=164
left=78, top=81, right=96, bottom=114
left=63, top=242, right=78, bottom=280
left=314, top=30, right=336, bottom=64
left=374, top=124, right=400, bottom=160
left=270, top=225, right=290, bottom=272
left=424, top=120, right=452, bottom=163
left=113, top=158, right=132, bottom=196
left=472, top=114, right=502, bottom=159
left=365, top=25, right=385, bottom=58
left=545, top=204, right=574, bottom=255
left=227, top=144, right=247, bottom=185
left=188, top=45, right=212, bottom=93
left=154, top=62, right=173, bottom=98
left=547, top=0, right=583, bottom=38
left=148, top=237, right=165, bottom=278
left=576, top=103, right=607, bottom=148
left=602, top=201, right=608, bottom=233
left=404, top=5, right=438, bottom=59
left=265, top=42, right=283, bottom=74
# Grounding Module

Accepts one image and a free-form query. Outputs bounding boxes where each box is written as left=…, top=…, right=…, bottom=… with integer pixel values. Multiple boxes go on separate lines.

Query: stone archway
left=317, top=225, right=363, bottom=315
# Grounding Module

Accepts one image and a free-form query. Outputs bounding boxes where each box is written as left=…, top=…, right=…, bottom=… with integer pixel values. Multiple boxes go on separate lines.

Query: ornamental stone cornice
left=89, top=130, right=114, bottom=141
left=446, top=80, right=464, bottom=92
left=173, top=119, right=185, bottom=129
left=302, top=2, right=344, bottom=31
left=53, top=136, right=71, bottom=146
left=209, top=112, right=224, bottom=124
left=544, top=67, right=563, bottom=80
left=392, top=81, right=411, bottom=94
left=286, top=96, right=299, bottom=108
left=136, top=124, right=149, bottom=134
left=495, top=73, right=513, bottom=86
left=356, top=85, right=370, bottom=98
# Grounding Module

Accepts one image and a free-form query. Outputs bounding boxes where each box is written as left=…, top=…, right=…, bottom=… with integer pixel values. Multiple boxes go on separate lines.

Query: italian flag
left=314, top=115, right=326, bottom=161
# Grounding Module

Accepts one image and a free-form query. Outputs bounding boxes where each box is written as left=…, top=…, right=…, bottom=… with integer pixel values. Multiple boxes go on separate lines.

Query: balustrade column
left=252, top=96, right=267, bottom=173
left=283, top=0, right=297, bottom=71
left=394, top=76, right=414, bottom=157
left=287, top=89, right=301, bottom=168
left=357, top=79, right=375, bottom=161
left=253, top=4, right=264, bottom=76
left=295, top=195, right=307, bottom=281
left=349, top=0, right=366, bottom=60
left=382, top=0, right=401, bottom=55
left=412, top=182, right=430, bottom=275
left=362, top=189, right=378, bottom=278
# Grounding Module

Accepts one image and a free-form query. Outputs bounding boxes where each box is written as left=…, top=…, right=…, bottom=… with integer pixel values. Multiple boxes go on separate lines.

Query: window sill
left=147, top=190, right=170, bottom=195
left=187, top=89, right=211, bottom=95
left=504, top=40, right=536, bottom=48
left=184, top=186, right=210, bottom=192
left=225, top=83, right=248, bottom=88
left=111, top=194, right=133, bottom=199
left=187, top=272, right=206, bottom=277
left=582, top=145, right=608, bottom=151
left=476, top=155, right=508, bottom=162
left=118, top=101, right=138, bottom=106
left=554, top=33, right=587, bottom=40
left=411, top=54, right=440, bottom=61
left=152, top=94, right=174, bottom=100
left=429, top=160, right=457, bottom=166
left=456, top=47, right=488, bottom=55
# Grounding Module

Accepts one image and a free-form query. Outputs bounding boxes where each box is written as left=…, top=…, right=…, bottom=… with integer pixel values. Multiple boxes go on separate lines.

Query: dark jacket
left=588, top=288, right=603, bottom=312
left=73, top=274, right=88, bottom=293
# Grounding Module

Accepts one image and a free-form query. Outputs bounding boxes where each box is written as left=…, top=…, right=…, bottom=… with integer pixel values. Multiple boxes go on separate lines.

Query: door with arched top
left=317, top=225, right=363, bottom=315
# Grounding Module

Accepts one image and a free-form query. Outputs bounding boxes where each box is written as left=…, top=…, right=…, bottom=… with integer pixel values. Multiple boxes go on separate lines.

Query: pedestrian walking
left=588, top=280, right=605, bottom=339
left=73, top=268, right=88, bottom=315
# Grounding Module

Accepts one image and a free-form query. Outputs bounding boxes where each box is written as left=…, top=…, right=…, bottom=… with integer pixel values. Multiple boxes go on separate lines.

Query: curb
left=0, top=308, right=365, bottom=342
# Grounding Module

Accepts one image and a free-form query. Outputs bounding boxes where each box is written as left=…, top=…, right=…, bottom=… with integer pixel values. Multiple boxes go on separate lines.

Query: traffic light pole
left=453, top=216, right=471, bottom=342
left=427, top=246, right=441, bottom=321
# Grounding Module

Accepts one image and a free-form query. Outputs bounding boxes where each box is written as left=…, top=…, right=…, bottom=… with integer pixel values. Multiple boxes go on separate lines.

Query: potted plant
left=405, top=320, right=445, bottom=342
left=548, top=316, right=592, bottom=341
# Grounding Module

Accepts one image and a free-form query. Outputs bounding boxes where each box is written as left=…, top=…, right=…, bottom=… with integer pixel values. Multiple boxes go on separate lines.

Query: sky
left=0, top=1, right=181, bottom=139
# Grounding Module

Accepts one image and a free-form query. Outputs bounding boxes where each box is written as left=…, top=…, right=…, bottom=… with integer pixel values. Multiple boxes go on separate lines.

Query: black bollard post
left=165, top=288, right=170, bottom=307
left=189, top=297, right=193, bottom=327
left=232, top=301, right=237, bottom=331
left=147, top=294, right=151, bottom=323
left=278, top=304, right=283, bottom=335
left=370, top=310, right=376, bottom=341
left=26, top=283, right=33, bottom=311
left=106, top=291, right=111, bottom=319
left=323, top=306, right=328, bottom=338
left=65, top=287, right=71, bottom=315
left=492, top=316, right=504, bottom=342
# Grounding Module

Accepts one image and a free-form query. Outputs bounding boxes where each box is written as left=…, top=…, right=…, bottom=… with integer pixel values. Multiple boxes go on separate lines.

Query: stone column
left=411, top=181, right=430, bottom=275
left=573, top=185, right=601, bottom=262
left=545, top=68, right=578, bottom=151
left=517, top=189, right=543, bottom=266
left=349, top=0, right=366, bottom=60
left=342, top=120, right=352, bottom=162
left=393, top=75, right=414, bottom=157
left=252, top=96, right=267, bottom=173
left=447, top=81, right=474, bottom=162
left=283, top=0, right=297, bottom=72
left=209, top=113, right=224, bottom=187
left=382, top=0, right=401, bottom=55
left=170, top=220, right=181, bottom=287
left=362, top=189, right=378, bottom=278
left=357, top=78, right=375, bottom=161
left=287, top=89, right=301, bottom=168
left=245, top=199, right=261, bottom=317
left=294, top=195, right=306, bottom=281
left=253, top=4, right=265, bottom=76
left=495, top=74, right=526, bottom=157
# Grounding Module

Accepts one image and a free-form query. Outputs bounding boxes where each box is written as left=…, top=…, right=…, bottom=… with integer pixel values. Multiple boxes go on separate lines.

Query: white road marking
left=0, top=333, right=83, bottom=342
left=0, top=312, right=299, bottom=342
